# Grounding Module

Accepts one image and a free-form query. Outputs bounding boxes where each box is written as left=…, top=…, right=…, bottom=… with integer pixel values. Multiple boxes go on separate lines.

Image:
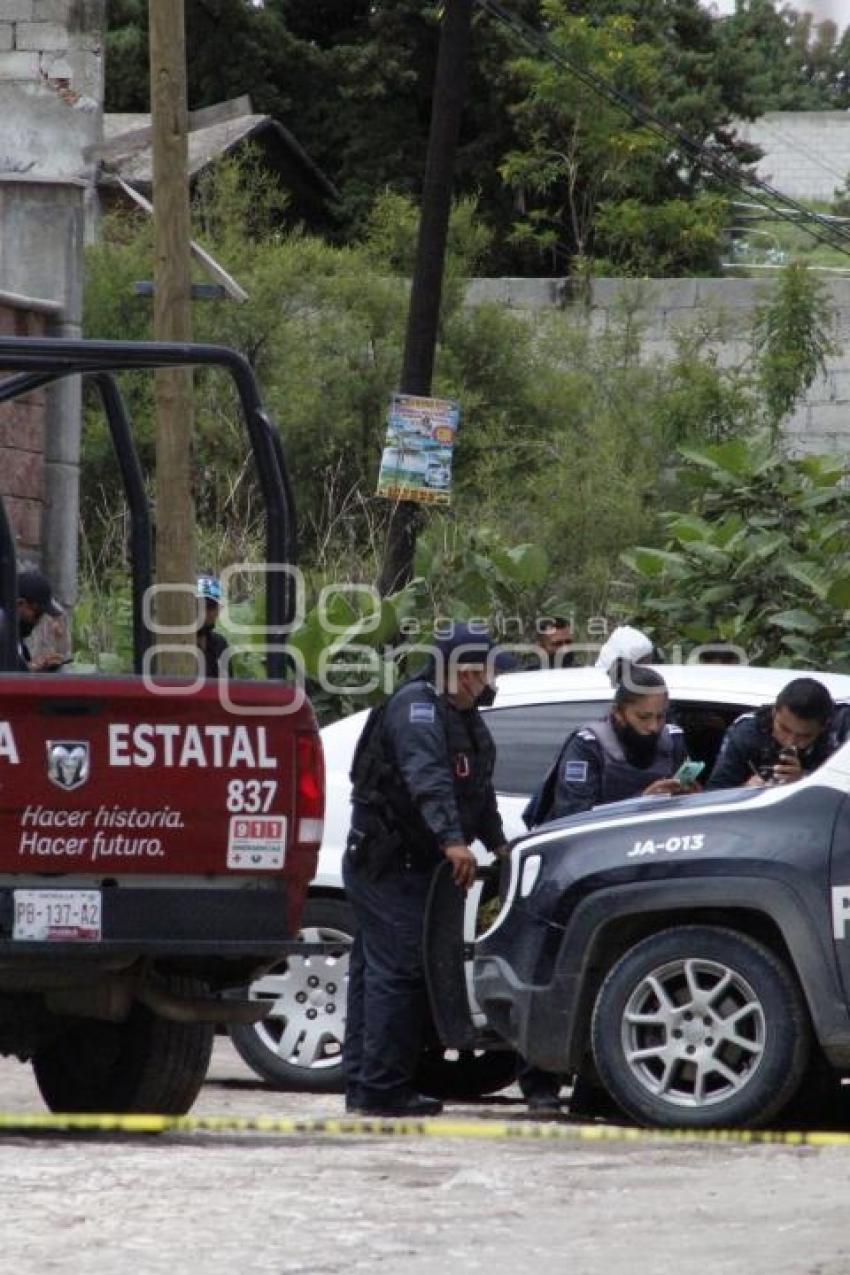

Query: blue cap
left=197, top=575, right=222, bottom=604
left=493, top=649, right=518, bottom=673
left=434, top=623, right=497, bottom=666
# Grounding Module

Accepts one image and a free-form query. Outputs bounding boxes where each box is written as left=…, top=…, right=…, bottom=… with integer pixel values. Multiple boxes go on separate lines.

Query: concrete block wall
left=0, top=0, right=105, bottom=182
left=464, top=275, right=850, bottom=459
left=0, top=181, right=86, bottom=603
left=735, top=113, right=850, bottom=204
left=0, top=1, right=104, bottom=602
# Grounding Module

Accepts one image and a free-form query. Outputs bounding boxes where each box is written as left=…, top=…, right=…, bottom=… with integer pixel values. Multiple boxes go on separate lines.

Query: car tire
left=32, top=978, right=215, bottom=1115
left=591, top=925, right=810, bottom=1129
left=416, top=1047, right=518, bottom=1100
left=229, top=894, right=520, bottom=1100
left=228, top=897, right=354, bottom=1092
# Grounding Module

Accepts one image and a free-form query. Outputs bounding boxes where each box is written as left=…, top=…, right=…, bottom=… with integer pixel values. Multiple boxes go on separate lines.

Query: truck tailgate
left=0, top=673, right=322, bottom=926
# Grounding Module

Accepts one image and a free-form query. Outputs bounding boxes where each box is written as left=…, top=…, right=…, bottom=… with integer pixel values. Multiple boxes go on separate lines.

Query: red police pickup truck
left=0, top=338, right=324, bottom=1114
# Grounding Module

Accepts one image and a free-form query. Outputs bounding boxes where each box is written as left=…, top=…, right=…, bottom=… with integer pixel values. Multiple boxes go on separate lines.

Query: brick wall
left=0, top=300, right=49, bottom=559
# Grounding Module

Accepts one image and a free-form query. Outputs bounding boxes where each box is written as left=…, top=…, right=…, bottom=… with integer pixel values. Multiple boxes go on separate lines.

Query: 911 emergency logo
left=46, top=740, right=90, bottom=791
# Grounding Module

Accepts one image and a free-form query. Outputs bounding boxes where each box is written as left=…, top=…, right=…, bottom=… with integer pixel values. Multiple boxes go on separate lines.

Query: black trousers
left=518, top=1062, right=564, bottom=1100
left=342, top=850, right=434, bottom=1104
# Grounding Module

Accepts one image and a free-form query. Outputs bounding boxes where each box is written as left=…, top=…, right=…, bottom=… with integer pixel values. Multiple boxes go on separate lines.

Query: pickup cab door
left=423, top=860, right=507, bottom=1052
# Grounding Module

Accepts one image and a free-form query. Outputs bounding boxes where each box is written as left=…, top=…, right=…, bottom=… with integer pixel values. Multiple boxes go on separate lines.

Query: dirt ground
left=1, top=1040, right=849, bottom=1275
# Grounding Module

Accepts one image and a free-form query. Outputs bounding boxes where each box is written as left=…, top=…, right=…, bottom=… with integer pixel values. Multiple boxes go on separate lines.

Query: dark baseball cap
left=434, top=623, right=514, bottom=668
left=18, top=569, right=62, bottom=617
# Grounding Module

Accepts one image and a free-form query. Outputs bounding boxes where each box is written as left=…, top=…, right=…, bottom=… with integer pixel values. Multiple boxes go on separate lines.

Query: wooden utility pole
left=149, top=0, right=197, bottom=672
left=378, top=0, right=474, bottom=597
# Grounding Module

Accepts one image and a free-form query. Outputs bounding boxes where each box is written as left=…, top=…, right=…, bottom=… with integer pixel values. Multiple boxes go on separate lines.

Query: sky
left=709, top=0, right=850, bottom=20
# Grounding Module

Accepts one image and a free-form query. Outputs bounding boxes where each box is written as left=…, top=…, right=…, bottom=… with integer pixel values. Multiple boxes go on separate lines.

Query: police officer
left=520, top=663, right=693, bottom=1113
left=526, top=664, right=690, bottom=828
left=196, top=574, right=228, bottom=677
left=707, top=677, right=836, bottom=790
left=536, top=616, right=575, bottom=669
left=16, top=569, right=64, bottom=672
left=342, top=624, right=509, bottom=1118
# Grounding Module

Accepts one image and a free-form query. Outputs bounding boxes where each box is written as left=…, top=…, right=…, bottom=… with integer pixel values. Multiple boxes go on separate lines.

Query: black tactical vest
left=350, top=679, right=497, bottom=868
left=589, top=719, right=680, bottom=804
left=524, top=718, right=682, bottom=828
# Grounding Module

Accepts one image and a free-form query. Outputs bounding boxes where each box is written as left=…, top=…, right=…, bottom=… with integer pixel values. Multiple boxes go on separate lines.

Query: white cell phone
left=673, top=759, right=705, bottom=786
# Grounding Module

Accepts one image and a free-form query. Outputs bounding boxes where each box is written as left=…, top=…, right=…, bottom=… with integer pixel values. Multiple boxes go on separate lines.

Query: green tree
left=83, top=163, right=492, bottom=573
left=623, top=436, right=850, bottom=667
left=103, top=0, right=149, bottom=110
left=83, top=166, right=843, bottom=674
left=107, top=0, right=836, bottom=276
left=501, top=0, right=763, bottom=275
left=716, top=2, right=844, bottom=112
left=105, top=0, right=339, bottom=183
left=752, top=262, right=836, bottom=434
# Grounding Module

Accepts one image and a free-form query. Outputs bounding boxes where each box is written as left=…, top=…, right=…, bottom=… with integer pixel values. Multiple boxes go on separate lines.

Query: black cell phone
left=758, top=743, right=782, bottom=780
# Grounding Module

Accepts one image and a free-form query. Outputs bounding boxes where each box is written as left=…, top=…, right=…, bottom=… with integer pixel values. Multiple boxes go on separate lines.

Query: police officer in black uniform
left=521, top=663, right=694, bottom=1113
left=342, top=624, right=508, bottom=1118
left=525, top=664, right=690, bottom=829
left=16, top=569, right=64, bottom=672
left=707, top=677, right=837, bottom=790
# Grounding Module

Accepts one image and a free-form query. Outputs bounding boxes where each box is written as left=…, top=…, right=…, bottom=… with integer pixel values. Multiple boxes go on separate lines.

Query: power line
left=476, top=0, right=850, bottom=261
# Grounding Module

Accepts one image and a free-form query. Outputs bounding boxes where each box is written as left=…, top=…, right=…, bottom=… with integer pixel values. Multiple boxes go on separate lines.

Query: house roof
left=98, top=96, right=340, bottom=222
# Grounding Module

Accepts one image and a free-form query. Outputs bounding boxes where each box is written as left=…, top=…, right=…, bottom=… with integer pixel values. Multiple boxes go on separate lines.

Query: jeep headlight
left=477, top=849, right=541, bottom=940
left=520, top=854, right=541, bottom=898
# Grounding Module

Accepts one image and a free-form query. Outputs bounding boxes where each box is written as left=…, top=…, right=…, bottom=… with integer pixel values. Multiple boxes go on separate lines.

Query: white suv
left=229, top=664, right=850, bottom=1093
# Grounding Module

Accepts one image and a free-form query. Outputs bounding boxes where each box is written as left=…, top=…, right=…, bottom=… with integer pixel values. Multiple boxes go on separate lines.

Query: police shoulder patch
left=564, top=759, right=589, bottom=782
left=409, top=702, right=436, bottom=724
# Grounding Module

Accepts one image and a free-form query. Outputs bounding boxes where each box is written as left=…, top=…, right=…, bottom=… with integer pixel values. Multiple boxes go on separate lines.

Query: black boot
left=359, top=1090, right=444, bottom=1117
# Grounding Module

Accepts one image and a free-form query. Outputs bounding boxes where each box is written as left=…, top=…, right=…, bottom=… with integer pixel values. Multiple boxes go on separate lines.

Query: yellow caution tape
left=0, top=1112, right=848, bottom=1145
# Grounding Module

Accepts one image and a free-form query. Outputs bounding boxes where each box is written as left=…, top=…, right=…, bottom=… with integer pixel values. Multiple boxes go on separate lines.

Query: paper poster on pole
left=376, top=393, right=460, bottom=505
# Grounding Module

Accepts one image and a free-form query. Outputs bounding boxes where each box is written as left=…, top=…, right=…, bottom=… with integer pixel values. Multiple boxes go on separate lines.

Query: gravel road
left=1, top=1040, right=849, bottom=1275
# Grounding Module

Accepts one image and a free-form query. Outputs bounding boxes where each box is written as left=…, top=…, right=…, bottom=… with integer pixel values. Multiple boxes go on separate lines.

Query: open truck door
left=423, top=860, right=517, bottom=1072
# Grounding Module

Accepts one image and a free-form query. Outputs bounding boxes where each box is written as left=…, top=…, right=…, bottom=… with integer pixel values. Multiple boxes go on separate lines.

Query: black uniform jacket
left=707, top=704, right=840, bottom=790
left=550, top=719, right=687, bottom=819
left=358, top=678, right=505, bottom=868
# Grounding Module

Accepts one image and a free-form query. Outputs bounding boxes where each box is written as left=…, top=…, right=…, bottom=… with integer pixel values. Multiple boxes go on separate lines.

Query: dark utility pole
left=378, top=0, right=474, bottom=597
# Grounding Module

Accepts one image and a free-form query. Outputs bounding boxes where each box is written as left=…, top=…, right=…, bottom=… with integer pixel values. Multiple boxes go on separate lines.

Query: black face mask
left=19, top=618, right=35, bottom=640
left=616, top=720, right=662, bottom=767
left=476, top=684, right=497, bottom=708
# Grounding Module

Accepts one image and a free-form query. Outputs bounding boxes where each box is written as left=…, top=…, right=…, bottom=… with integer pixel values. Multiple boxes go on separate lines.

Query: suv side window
left=484, top=701, right=611, bottom=795
left=670, top=700, right=750, bottom=776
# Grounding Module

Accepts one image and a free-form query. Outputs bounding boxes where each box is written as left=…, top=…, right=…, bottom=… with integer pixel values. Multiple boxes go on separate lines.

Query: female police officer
left=521, top=663, right=697, bottom=1112
left=550, top=664, right=690, bottom=818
